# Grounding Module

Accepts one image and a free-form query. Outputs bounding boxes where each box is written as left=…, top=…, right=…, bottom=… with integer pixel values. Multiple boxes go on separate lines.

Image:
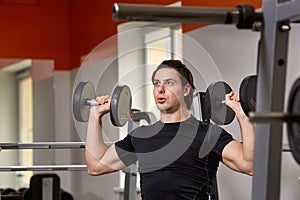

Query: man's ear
left=183, top=84, right=191, bottom=96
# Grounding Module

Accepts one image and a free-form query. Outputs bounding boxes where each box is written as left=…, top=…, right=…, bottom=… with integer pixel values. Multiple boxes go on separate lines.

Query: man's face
left=153, top=68, right=188, bottom=113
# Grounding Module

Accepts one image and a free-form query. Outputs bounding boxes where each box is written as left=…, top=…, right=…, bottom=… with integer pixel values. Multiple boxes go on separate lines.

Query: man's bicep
left=86, top=144, right=126, bottom=175
left=222, top=140, right=244, bottom=172
left=100, top=144, right=127, bottom=171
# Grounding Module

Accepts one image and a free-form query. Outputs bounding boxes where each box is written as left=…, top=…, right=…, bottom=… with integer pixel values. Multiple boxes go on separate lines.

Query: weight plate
left=239, top=75, right=257, bottom=115
left=73, top=81, right=96, bottom=122
left=205, top=81, right=235, bottom=125
left=110, top=85, right=132, bottom=127
left=287, top=77, right=300, bottom=165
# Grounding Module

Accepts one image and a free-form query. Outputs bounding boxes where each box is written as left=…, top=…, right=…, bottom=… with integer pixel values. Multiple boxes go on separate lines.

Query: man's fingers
left=233, top=91, right=240, bottom=102
left=225, top=91, right=235, bottom=102
left=226, top=91, right=240, bottom=102
left=96, top=96, right=111, bottom=105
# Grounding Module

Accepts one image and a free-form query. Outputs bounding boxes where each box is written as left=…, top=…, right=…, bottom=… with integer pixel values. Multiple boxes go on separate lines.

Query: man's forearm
left=85, top=109, right=107, bottom=162
left=236, top=112, right=255, bottom=163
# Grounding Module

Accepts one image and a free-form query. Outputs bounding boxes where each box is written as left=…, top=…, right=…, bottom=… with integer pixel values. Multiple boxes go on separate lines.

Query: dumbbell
left=72, top=76, right=255, bottom=127
left=72, top=81, right=132, bottom=127
left=205, top=81, right=235, bottom=125
left=239, top=75, right=257, bottom=115
left=205, top=75, right=258, bottom=125
left=207, top=75, right=300, bottom=165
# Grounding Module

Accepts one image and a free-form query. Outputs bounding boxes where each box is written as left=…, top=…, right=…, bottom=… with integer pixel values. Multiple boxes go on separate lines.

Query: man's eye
left=166, top=81, right=174, bottom=86
left=153, top=81, right=160, bottom=86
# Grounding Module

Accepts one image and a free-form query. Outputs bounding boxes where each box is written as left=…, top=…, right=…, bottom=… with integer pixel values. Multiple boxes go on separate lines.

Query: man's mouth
left=157, top=97, right=166, bottom=103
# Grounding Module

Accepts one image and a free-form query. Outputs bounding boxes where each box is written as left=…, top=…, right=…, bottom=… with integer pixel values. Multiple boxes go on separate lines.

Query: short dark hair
left=151, top=60, right=196, bottom=109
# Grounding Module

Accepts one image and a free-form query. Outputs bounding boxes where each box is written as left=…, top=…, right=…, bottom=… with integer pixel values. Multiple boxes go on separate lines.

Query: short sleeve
left=115, top=134, right=138, bottom=166
left=211, top=125, right=234, bottom=162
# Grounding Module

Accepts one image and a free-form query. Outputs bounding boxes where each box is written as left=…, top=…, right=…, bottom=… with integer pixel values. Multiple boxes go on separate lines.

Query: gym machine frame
left=252, top=0, right=299, bottom=199
left=112, top=1, right=300, bottom=200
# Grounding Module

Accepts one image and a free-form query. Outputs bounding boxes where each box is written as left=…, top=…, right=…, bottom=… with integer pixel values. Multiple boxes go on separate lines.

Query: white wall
left=184, top=24, right=300, bottom=200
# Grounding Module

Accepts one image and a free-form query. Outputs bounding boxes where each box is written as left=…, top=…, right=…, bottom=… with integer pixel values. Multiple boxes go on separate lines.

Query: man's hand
left=90, top=95, right=111, bottom=119
left=225, top=91, right=245, bottom=116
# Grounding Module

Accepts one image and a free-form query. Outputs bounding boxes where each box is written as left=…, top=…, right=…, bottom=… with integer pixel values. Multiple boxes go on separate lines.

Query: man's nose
left=158, top=84, right=165, bottom=93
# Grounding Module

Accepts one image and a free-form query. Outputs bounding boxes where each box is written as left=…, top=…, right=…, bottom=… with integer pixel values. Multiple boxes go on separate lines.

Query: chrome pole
left=0, top=142, right=85, bottom=150
left=0, top=165, right=87, bottom=171
left=112, top=3, right=240, bottom=24
left=0, top=141, right=114, bottom=150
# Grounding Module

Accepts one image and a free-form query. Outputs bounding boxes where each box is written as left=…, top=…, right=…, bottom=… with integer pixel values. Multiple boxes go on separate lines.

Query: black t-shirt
left=115, top=116, right=234, bottom=200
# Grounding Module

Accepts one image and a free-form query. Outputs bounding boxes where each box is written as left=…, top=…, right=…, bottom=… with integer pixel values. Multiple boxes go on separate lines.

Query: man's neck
left=160, top=109, right=191, bottom=123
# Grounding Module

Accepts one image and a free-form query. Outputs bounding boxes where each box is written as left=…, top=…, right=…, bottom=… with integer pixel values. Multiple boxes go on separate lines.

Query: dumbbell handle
left=81, top=98, right=99, bottom=106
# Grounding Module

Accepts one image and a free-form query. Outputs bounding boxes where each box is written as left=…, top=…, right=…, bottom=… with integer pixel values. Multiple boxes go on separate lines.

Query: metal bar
left=249, top=112, right=300, bottom=123
left=0, top=165, right=87, bottom=172
left=277, top=0, right=300, bottom=22
left=0, top=141, right=114, bottom=150
left=0, top=142, right=85, bottom=150
left=112, top=3, right=240, bottom=24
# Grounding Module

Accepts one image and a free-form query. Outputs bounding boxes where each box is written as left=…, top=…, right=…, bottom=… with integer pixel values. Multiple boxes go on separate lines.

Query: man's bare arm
left=85, top=96, right=126, bottom=175
left=222, top=92, right=255, bottom=175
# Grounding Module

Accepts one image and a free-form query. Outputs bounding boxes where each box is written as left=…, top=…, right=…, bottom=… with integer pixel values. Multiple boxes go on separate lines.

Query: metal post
left=123, top=163, right=138, bottom=200
left=252, top=0, right=294, bottom=199
left=123, top=110, right=140, bottom=200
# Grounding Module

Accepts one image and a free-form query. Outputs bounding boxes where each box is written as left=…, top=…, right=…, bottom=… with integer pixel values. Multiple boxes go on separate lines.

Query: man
left=85, top=60, right=255, bottom=199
